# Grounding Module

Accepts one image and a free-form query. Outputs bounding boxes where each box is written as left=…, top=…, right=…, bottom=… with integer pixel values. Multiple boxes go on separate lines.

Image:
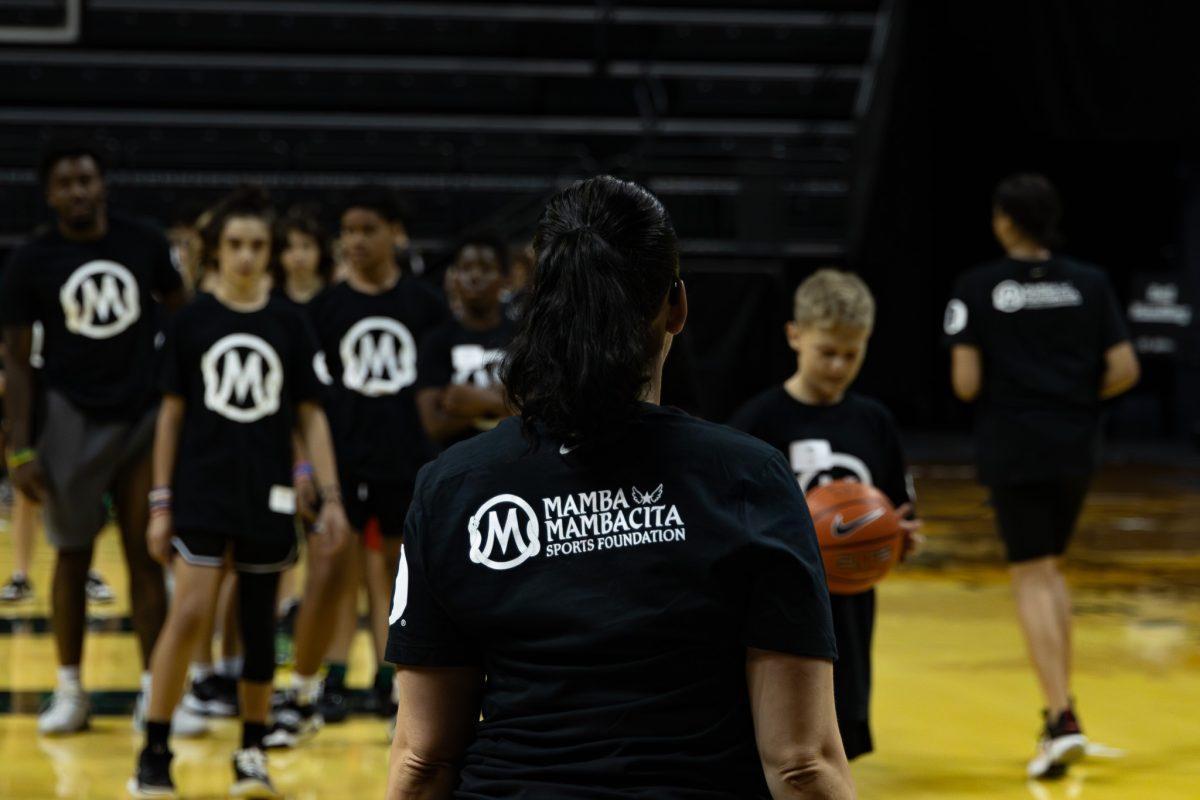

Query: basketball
left=806, top=480, right=904, bottom=595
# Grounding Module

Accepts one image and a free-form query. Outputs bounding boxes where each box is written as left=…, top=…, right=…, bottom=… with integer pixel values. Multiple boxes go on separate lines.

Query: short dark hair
left=502, top=175, right=679, bottom=443
left=993, top=173, right=1062, bottom=247
left=340, top=185, right=407, bottom=227
left=38, top=140, right=107, bottom=186
left=272, top=205, right=335, bottom=285
left=453, top=231, right=510, bottom=273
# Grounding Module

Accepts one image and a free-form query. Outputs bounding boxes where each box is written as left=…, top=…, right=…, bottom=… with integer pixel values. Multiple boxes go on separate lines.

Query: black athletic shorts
left=830, top=588, right=875, bottom=760
left=341, top=474, right=413, bottom=538
left=172, top=530, right=298, bottom=574
left=989, top=479, right=1090, bottom=564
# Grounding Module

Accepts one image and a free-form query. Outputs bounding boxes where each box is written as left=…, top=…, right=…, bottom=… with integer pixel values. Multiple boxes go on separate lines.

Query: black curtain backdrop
left=852, top=0, right=1199, bottom=435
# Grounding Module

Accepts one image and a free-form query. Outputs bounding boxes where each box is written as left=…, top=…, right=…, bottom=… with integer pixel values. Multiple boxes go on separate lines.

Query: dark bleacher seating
left=0, top=0, right=884, bottom=264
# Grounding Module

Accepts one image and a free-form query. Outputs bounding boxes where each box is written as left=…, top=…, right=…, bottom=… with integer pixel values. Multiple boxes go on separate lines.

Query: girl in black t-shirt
left=129, top=189, right=349, bottom=799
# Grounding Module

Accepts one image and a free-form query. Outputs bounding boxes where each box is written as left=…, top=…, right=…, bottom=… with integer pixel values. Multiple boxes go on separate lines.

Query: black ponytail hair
left=199, top=185, right=275, bottom=267
left=502, top=175, right=679, bottom=443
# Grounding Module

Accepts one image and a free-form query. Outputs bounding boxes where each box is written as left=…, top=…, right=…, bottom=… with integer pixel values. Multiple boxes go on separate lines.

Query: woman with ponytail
left=385, top=176, right=854, bottom=800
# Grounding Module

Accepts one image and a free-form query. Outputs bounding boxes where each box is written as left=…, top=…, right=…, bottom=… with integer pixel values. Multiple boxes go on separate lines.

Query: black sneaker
left=231, top=747, right=281, bottom=798
left=182, top=674, right=239, bottom=717
left=1027, top=707, right=1088, bottom=779
left=127, top=746, right=176, bottom=798
left=0, top=574, right=33, bottom=603
left=262, top=695, right=322, bottom=749
left=317, top=682, right=351, bottom=724
left=374, top=680, right=398, bottom=720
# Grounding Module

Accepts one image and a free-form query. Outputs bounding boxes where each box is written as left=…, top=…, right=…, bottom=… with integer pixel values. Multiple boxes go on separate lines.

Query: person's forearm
left=298, top=404, right=340, bottom=493
left=2, top=327, right=34, bottom=450
left=152, top=401, right=184, bottom=488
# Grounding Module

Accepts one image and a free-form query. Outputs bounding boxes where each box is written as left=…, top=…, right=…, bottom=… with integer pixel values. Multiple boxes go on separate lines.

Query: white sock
left=141, top=671, right=152, bottom=694
left=217, top=656, right=243, bottom=679
left=291, top=672, right=321, bottom=706
left=190, top=662, right=214, bottom=682
left=57, top=665, right=82, bottom=693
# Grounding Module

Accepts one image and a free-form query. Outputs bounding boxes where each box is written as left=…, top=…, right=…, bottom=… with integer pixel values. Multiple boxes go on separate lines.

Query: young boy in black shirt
left=128, top=189, right=348, bottom=798
left=268, top=186, right=448, bottom=745
left=416, top=235, right=515, bottom=447
left=731, top=268, right=922, bottom=760
left=944, top=174, right=1139, bottom=779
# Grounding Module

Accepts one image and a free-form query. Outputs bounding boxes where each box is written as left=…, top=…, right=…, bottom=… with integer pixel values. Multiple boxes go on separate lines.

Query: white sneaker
left=37, top=688, right=91, bottom=735
left=132, top=691, right=210, bottom=738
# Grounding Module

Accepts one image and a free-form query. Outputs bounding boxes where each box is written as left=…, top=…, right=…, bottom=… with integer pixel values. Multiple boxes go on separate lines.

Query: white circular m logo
left=468, top=494, right=540, bottom=571
left=339, top=317, right=416, bottom=396
left=992, top=280, right=1026, bottom=313
left=201, top=333, right=283, bottom=423
left=451, top=344, right=505, bottom=387
left=59, top=260, right=141, bottom=339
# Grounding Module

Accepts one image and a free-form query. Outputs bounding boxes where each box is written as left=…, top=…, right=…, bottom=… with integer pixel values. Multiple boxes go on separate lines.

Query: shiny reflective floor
left=1, top=463, right=1198, bottom=799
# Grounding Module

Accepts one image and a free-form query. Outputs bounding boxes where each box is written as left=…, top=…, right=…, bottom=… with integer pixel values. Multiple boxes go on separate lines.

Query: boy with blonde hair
left=731, top=267, right=921, bottom=759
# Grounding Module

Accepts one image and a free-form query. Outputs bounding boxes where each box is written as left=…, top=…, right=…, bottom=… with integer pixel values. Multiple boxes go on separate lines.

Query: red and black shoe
left=1027, top=706, right=1088, bottom=779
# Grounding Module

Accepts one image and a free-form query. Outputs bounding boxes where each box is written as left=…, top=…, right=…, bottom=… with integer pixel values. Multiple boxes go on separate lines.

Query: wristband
left=6, top=448, right=35, bottom=472
left=292, top=461, right=314, bottom=481
left=148, top=486, right=172, bottom=513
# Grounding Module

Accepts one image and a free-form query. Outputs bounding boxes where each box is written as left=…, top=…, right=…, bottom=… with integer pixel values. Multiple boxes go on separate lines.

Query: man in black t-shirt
left=267, top=186, right=448, bottom=747
left=0, top=144, right=190, bottom=736
left=415, top=235, right=515, bottom=448
left=732, top=268, right=920, bottom=761
left=944, top=174, right=1140, bottom=779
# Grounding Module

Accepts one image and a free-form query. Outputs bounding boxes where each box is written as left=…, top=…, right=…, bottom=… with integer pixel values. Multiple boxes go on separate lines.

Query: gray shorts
left=37, top=390, right=157, bottom=551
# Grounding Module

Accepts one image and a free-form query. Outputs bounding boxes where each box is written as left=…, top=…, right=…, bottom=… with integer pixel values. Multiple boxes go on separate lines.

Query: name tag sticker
left=269, top=485, right=297, bottom=515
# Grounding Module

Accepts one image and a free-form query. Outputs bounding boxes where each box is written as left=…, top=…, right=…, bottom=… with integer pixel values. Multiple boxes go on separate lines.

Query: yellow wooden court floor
left=1, top=463, right=1198, bottom=799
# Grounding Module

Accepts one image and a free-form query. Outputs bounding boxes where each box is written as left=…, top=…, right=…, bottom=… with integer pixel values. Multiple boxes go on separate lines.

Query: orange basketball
left=805, top=480, right=904, bottom=595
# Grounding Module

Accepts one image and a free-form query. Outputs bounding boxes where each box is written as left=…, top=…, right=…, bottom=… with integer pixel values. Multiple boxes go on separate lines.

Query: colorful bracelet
left=6, top=448, right=35, bottom=472
left=292, top=461, right=314, bottom=481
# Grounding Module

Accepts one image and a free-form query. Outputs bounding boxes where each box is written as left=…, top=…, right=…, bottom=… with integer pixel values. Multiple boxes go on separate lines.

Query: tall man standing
left=0, top=144, right=190, bottom=735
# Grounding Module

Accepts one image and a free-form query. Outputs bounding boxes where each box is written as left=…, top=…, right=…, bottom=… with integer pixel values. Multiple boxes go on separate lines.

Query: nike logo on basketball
left=832, top=508, right=886, bottom=538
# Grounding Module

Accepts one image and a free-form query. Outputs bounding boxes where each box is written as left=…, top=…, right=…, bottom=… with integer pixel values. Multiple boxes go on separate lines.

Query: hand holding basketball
left=806, top=480, right=905, bottom=595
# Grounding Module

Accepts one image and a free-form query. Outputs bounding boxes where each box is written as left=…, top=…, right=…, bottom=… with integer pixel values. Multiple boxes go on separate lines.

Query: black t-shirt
left=728, top=388, right=912, bottom=509
left=943, top=256, right=1130, bottom=484
left=271, top=286, right=327, bottom=320
left=729, top=388, right=913, bottom=729
left=415, top=316, right=514, bottom=447
left=0, top=215, right=183, bottom=418
left=310, top=278, right=449, bottom=481
left=386, top=405, right=836, bottom=799
left=161, top=293, right=322, bottom=540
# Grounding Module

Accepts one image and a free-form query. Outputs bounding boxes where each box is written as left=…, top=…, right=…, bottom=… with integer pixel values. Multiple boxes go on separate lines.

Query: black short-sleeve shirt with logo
left=309, top=278, right=449, bottom=482
left=943, top=256, right=1131, bottom=484
left=0, top=215, right=184, bottom=418
left=415, top=317, right=514, bottom=446
left=160, top=293, right=322, bottom=541
left=386, top=405, right=836, bottom=799
left=729, top=388, right=913, bottom=756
